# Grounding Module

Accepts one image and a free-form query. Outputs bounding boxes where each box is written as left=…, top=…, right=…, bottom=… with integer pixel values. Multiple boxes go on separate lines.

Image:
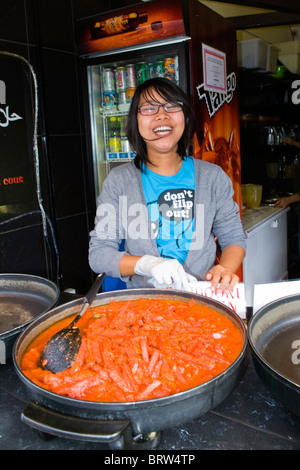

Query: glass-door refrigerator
left=84, top=43, right=186, bottom=200
left=76, top=0, right=243, bottom=283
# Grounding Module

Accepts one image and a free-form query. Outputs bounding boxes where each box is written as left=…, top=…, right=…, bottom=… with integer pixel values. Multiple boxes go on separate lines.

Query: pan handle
left=21, top=401, right=161, bottom=450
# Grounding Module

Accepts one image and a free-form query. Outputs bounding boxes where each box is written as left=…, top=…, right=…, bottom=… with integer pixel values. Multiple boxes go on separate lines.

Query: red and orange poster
left=75, top=0, right=186, bottom=57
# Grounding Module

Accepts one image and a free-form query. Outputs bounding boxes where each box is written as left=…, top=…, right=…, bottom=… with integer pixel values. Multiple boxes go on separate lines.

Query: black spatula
left=40, top=273, right=105, bottom=373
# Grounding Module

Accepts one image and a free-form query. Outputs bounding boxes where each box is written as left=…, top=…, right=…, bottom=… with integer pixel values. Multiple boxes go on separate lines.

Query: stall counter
left=242, top=206, right=290, bottom=307
left=0, top=348, right=299, bottom=450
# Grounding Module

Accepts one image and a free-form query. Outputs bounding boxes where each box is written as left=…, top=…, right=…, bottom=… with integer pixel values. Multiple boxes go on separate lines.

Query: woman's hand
left=275, top=194, right=300, bottom=208
left=134, top=255, right=196, bottom=290
left=205, top=265, right=239, bottom=291
left=275, top=197, right=290, bottom=208
left=205, top=245, right=245, bottom=291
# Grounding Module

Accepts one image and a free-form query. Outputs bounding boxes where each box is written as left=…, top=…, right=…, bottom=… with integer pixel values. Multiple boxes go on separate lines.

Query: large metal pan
left=0, top=273, right=60, bottom=357
left=248, top=294, right=300, bottom=417
left=13, top=288, right=247, bottom=449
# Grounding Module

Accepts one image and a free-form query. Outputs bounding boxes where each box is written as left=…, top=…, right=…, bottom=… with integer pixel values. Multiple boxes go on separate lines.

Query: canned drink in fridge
left=126, top=87, right=135, bottom=102
left=126, top=64, right=137, bottom=89
left=174, top=55, right=179, bottom=82
left=104, top=90, right=117, bottom=106
left=155, top=60, right=164, bottom=77
left=148, top=63, right=156, bottom=79
left=115, top=67, right=126, bottom=91
left=103, top=68, right=115, bottom=91
left=118, top=90, right=127, bottom=105
left=164, top=57, right=176, bottom=81
left=137, top=62, right=149, bottom=85
left=122, top=140, right=131, bottom=153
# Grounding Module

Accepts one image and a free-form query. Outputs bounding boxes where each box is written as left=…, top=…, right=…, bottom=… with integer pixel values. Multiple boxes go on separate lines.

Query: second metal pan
left=248, top=294, right=300, bottom=416
left=0, top=273, right=60, bottom=357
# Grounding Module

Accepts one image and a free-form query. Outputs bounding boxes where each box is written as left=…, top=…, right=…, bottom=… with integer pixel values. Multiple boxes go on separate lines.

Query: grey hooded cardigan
left=89, top=158, right=246, bottom=288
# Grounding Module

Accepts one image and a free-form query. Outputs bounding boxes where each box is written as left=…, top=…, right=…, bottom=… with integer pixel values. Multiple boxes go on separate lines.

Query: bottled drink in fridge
left=120, top=115, right=130, bottom=152
left=108, top=116, right=121, bottom=152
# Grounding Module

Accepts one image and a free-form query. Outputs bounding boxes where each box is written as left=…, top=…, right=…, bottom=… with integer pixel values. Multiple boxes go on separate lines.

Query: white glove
left=134, top=255, right=197, bottom=291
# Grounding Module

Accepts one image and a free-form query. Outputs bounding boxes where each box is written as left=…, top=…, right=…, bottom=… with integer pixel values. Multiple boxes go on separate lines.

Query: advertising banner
left=0, top=54, right=35, bottom=207
left=75, top=0, right=185, bottom=57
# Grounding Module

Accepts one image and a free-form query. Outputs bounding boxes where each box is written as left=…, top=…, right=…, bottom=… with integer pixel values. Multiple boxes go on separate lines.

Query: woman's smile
left=152, top=125, right=173, bottom=137
left=137, top=89, right=185, bottom=156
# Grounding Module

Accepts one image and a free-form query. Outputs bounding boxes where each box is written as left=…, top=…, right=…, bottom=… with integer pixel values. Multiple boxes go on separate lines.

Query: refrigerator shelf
left=100, top=107, right=130, bottom=116
left=106, top=151, right=135, bottom=161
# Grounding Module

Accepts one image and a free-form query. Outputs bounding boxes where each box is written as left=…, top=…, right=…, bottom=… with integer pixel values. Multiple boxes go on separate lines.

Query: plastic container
left=242, top=184, right=263, bottom=209
left=275, top=41, right=300, bottom=75
left=237, top=39, right=269, bottom=70
left=257, top=44, right=278, bottom=74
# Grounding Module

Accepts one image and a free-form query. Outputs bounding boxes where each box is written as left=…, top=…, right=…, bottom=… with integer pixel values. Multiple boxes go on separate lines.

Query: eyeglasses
left=138, top=102, right=183, bottom=116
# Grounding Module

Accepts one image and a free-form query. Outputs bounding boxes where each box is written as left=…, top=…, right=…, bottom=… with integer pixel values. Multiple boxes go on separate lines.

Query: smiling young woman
left=127, top=78, right=195, bottom=173
left=136, top=96, right=185, bottom=174
left=89, top=78, right=246, bottom=292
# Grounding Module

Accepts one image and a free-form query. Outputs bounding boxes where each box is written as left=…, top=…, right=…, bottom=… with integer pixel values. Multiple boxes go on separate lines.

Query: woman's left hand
left=205, top=265, right=239, bottom=292
left=205, top=245, right=245, bottom=291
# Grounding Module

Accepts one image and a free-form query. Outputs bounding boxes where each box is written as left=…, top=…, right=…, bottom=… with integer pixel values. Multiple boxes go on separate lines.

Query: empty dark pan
left=248, top=294, right=300, bottom=416
left=0, top=273, right=60, bottom=357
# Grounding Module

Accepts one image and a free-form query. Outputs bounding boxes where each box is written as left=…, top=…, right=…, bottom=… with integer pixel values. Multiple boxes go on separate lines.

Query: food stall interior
left=239, top=68, right=300, bottom=281
left=1, top=0, right=300, bottom=452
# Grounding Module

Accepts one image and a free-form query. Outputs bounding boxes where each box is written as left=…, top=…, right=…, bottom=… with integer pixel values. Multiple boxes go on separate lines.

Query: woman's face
left=137, top=88, right=185, bottom=158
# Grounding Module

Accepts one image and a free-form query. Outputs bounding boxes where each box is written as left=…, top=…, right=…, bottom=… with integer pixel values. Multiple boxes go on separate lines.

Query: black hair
left=126, top=78, right=196, bottom=169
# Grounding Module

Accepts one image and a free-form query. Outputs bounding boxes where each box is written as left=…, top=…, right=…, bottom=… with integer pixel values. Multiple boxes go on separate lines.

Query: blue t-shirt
left=141, top=157, right=195, bottom=264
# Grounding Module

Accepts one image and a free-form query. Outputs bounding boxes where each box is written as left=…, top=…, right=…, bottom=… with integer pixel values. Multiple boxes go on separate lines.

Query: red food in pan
left=21, top=298, right=243, bottom=402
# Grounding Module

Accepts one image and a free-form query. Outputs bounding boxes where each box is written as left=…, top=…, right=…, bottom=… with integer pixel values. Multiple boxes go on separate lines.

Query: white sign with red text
left=202, top=44, right=227, bottom=94
left=172, top=282, right=247, bottom=319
